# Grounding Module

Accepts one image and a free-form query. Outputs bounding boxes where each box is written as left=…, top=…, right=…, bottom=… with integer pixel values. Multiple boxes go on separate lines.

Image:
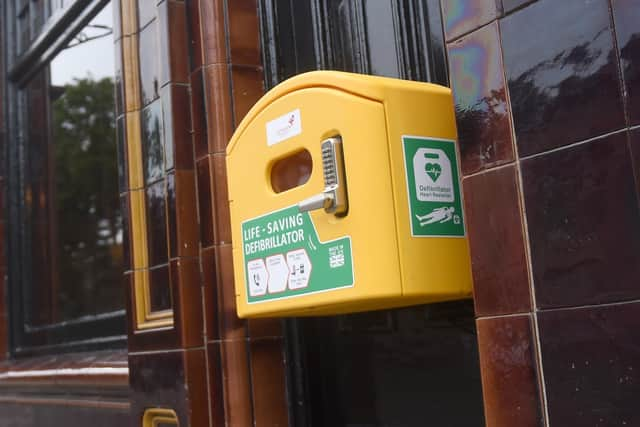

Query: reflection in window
left=23, top=3, right=124, bottom=326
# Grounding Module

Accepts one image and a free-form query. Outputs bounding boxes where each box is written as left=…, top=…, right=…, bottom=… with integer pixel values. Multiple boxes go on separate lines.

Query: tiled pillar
left=190, top=0, right=289, bottom=425
left=119, top=0, right=207, bottom=425
left=443, top=0, right=640, bottom=425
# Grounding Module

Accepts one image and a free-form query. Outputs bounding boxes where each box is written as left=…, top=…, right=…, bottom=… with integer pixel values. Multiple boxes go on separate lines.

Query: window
left=5, top=0, right=125, bottom=355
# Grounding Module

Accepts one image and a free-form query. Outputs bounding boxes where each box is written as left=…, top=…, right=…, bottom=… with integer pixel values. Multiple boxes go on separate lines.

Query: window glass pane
left=23, top=2, right=123, bottom=326
left=363, top=0, right=401, bottom=77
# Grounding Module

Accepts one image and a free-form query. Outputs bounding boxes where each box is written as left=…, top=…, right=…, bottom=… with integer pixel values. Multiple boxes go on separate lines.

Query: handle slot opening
left=270, top=149, right=313, bottom=193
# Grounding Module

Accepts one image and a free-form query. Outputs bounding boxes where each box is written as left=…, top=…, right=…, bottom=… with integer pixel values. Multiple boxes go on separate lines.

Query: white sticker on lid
left=266, top=109, right=302, bottom=146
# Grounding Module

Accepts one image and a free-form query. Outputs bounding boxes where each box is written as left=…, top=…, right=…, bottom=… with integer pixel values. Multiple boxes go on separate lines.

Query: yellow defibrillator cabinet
left=226, top=71, right=472, bottom=318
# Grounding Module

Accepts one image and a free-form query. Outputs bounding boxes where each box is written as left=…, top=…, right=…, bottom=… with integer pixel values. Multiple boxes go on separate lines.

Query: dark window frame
left=258, top=0, right=449, bottom=90
left=3, top=0, right=126, bottom=357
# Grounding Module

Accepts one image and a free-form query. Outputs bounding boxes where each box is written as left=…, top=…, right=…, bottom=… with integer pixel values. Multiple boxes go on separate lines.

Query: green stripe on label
left=242, top=206, right=354, bottom=303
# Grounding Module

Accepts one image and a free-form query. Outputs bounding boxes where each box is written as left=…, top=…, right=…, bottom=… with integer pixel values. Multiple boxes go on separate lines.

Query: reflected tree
left=51, top=76, right=123, bottom=319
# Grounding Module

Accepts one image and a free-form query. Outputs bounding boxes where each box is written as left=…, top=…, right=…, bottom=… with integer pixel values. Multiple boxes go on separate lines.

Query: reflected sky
left=501, top=0, right=611, bottom=89
left=500, top=0, right=625, bottom=156
left=51, top=4, right=114, bottom=86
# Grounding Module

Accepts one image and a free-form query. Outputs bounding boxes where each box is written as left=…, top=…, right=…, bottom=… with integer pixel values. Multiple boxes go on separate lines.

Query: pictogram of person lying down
left=416, top=207, right=455, bottom=226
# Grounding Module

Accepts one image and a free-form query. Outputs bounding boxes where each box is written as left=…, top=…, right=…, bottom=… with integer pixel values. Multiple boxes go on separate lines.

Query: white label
left=266, top=109, right=302, bottom=146
left=412, top=148, right=454, bottom=202
left=266, top=254, right=288, bottom=293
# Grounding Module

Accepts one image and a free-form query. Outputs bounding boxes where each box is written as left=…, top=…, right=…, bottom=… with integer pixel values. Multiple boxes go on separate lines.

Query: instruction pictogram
left=247, top=259, right=268, bottom=296
left=266, top=254, right=289, bottom=293
left=287, top=249, right=312, bottom=289
left=242, top=206, right=353, bottom=303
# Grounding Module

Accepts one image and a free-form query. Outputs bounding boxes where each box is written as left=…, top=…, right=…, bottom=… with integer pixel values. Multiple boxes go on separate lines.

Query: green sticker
left=242, top=206, right=354, bottom=303
left=402, top=136, right=465, bottom=237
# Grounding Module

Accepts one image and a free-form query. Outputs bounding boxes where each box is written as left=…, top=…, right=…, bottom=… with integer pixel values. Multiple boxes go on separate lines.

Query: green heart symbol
left=425, top=163, right=441, bottom=182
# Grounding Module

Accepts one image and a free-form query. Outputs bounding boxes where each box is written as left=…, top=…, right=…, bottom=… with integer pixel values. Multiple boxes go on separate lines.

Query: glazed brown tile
left=141, top=99, right=165, bottom=185
left=188, top=0, right=204, bottom=70
left=148, top=264, right=172, bottom=312
left=196, top=157, right=214, bottom=248
left=217, top=244, right=246, bottom=340
left=161, top=84, right=193, bottom=171
left=204, top=64, right=233, bottom=153
left=158, top=0, right=189, bottom=87
left=200, top=0, right=227, bottom=66
left=138, top=18, right=161, bottom=106
left=145, top=179, right=169, bottom=267
left=202, top=246, right=220, bottom=340
left=538, top=302, right=640, bottom=426
left=191, top=69, right=208, bottom=160
left=183, top=347, right=210, bottom=427
left=127, top=312, right=178, bottom=353
left=207, top=341, right=225, bottom=426
left=476, top=315, right=542, bottom=427
left=501, top=0, right=625, bottom=156
left=441, top=0, right=501, bottom=42
left=220, top=339, right=253, bottom=426
left=463, top=165, right=531, bottom=316
left=248, top=318, right=283, bottom=339
left=501, top=0, right=535, bottom=13
left=128, top=263, right=202, bottom=352
left=231, top=65, right=264, bottom=125
left=448, top=22, right=514, bottom=175
left=522, top=132, right=640, bottom=308
left=227, top=0, right=261, bottom=66
left=612, top=0, right=640, bottom=125
left=170, top=258, right=204, bottom=349
left=249, top=338, right=288, bottom=427
left=129, top=349, right=209, bottom=427
left=211, top=154, right=231, bottom=244
left=167, top=170, right=199, bottom=259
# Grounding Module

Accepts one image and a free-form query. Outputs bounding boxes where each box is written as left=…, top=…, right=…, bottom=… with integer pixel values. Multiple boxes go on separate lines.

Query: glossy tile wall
left=443, top=0, right=640, bottom=425
left=119, top=0, right=206, bottom=424
left=191, top=0, right=288, bottom=424
left=119, top=0, right=288, bottom=425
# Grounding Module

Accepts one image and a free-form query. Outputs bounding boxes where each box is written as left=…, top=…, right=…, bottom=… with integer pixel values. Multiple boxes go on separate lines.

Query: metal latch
left=298, top=136, right=348, bottom=216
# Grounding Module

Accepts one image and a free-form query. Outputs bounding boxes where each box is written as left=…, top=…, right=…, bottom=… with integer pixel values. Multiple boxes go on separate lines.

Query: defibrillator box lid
left=226, top=71, right=472, bottom=318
